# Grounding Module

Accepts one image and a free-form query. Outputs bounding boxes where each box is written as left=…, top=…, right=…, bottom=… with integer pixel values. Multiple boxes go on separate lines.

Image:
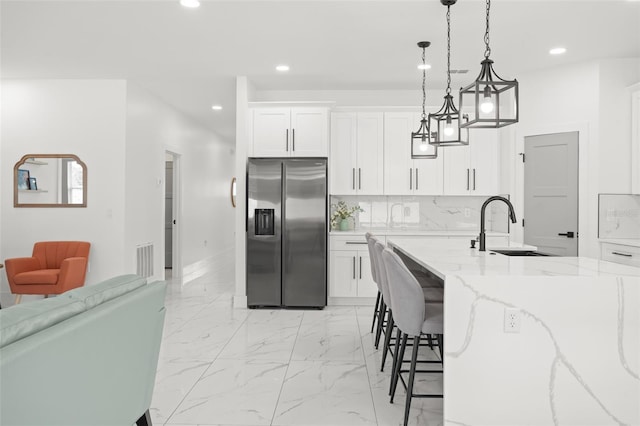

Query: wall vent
left=136, top=242, right=154, bottom=278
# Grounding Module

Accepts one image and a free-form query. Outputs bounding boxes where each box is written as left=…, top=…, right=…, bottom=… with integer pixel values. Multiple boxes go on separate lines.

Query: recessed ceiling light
left=417, top=64, right=432, bottom=70
left=211, top=105, right=223, bottom=111
left=549, top=47, right=567, bottom=55
left=276, top=65, right=290, bottom=72
left=180, top=0, right=200, bottom=8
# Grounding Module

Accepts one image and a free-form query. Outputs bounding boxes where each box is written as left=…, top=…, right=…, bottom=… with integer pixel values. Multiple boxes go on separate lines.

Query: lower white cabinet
left=600, top=242, right=640, bottom=267
left=329, top=237, right=378, bottom=298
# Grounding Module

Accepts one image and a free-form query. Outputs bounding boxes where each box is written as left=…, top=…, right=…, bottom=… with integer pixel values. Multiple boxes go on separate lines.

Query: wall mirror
left=14, top=154, right=87, bottom=208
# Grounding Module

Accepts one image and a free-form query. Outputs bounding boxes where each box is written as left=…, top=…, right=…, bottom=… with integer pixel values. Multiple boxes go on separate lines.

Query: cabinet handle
left=353, top=256, right=356, bottom=279
left=473, top=168, right=476, bottom=191
left=345, top=241, right=367, bottom=245
left=466, top=169, right=470, bottom=191
left=358, top=168, right=362, bottom=190
left=612, top=251, right=633, bottom=257
left=292, top=129, right=295, bottom=152
left=415, top=168, right=419, bottom=190
left=359, top=256, right=362, bottom=279
left=352, top=168, right=356, bottom=190
left=286, top=129, right=289, bottom=151
left=409, top=168, right=413, bottom=190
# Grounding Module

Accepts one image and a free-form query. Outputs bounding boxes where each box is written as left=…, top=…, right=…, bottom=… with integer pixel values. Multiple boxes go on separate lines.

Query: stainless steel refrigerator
left=246, top=158, right=327, bottom=308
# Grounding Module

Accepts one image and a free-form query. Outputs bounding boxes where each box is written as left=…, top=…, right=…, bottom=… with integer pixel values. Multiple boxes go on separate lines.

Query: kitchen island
left=388, top=237, right=640, bottom=426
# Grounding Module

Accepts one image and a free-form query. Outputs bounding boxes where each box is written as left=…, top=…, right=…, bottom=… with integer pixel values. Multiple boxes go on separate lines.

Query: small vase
left=339, top=218, right=350, bottom=231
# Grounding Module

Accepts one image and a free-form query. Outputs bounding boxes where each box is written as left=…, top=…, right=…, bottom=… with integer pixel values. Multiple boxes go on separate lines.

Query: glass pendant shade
left=411, top=118, right=437, bottom=159
left=459, top=0, right=519, bottom=129
left=459, top=58, right=519, bottom=128
left=429, top=95, right=469, bottom=146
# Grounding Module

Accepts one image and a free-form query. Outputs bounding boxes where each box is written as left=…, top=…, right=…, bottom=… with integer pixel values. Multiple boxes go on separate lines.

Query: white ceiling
left=2, top=0, right=639, bottom=143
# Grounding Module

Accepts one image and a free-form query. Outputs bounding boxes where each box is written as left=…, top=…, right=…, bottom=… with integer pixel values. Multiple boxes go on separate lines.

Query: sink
left=490, top=249, right=554, bottom=257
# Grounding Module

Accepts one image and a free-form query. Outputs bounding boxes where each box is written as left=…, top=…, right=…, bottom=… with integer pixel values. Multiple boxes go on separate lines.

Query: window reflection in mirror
left=14, top=154, right=87, bottom=207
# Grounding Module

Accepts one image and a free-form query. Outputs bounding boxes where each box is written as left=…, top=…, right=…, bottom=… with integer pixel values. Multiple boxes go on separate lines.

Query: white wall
left=1, top=79, right=235, bottom=305
left=1, top=80, right=128, bottom=304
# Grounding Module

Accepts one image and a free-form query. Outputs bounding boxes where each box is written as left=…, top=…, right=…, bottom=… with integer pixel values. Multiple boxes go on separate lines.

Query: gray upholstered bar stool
left=382, top=248, right=444, bottom=426
left=372, top=240, right=395, bottom=367
left=365, top=232, right=383, bottom=335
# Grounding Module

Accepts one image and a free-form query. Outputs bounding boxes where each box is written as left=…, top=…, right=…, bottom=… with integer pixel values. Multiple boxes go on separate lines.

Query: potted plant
left=331, top=201, right=364, bottom=231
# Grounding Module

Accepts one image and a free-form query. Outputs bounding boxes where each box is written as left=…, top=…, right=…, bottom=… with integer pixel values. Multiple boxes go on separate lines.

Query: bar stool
left=372, top=240, right=394, bottom=368
left=382, top=248, right=444, bottom=426
left=364, top=233, right=382, bottom=335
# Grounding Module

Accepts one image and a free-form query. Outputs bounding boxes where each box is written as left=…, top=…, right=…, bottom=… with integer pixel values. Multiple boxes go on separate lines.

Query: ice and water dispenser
left=254, top=209, right=275, bottom=235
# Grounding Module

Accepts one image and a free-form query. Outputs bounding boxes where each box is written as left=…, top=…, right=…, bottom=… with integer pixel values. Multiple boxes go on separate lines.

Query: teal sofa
left=0, top=274, right=167, bottom=426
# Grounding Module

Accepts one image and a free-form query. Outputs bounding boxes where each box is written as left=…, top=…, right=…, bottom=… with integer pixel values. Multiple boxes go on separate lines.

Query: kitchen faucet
left=479, top=196, right=517, bottom=251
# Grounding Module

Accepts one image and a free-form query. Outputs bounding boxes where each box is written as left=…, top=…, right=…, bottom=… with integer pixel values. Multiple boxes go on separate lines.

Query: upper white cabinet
left=632, top=87, right=640, bottom=194
left=330, top=112, right=384, bottom=195
left=443, top=129, right=499, bottom=195
left=383, top=112, right=443, bottom=195
left=251, top=107, right=328, bottom=157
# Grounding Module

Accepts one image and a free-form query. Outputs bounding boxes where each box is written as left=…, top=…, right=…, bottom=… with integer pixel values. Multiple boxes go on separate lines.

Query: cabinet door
left=356, top=112, right=384, bottom=195
left=291, top=108, right=328, bottom=157
left=330, top=113, right=358, bottom=194
left=357, top=253, right=379, bottom=297
left=470, top=129, right=499, bottom=195
left=252, top=108, right=291, bottom=157
left=383, top=112, right=413, bottom=195
left=413, top=113, right=444, bottom=195
left=443, top=144, right=471, bottom=195
left=632, top=89, right=640, bottom=193
left=330, top=251, right=358, bottom=297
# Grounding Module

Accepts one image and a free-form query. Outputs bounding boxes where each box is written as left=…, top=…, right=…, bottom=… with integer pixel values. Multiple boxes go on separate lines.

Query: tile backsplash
left=598, top=194, right=640, bottom=239
left=330, top=195, right=512, bottom=233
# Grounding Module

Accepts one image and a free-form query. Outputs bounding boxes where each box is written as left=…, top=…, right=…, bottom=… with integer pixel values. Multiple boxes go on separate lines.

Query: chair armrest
left=58, top=257, right=89, bottom=291
left=4, top=257, right=40, bottom=285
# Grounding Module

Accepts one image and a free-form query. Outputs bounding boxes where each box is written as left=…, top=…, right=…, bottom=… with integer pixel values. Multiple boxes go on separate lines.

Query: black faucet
left=479, top=196, right=517, bottom=252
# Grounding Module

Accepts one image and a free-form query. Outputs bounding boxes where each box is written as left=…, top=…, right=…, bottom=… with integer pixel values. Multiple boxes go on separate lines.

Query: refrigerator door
left=247, top=159, right=282, bottom=306
left=283, top=159, right=327, bottom=307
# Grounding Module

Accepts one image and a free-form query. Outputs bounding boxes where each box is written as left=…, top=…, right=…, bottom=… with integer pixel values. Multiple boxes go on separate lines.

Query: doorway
left=523, top=132, right=579, bottom=256
left=165, top=151, right=181, bottom=280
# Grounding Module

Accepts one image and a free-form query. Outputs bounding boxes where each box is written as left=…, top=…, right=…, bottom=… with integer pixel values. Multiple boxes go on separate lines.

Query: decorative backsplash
left=330, top=195, right=512, bottom=233
left=598, top=194, right=640, bottom=239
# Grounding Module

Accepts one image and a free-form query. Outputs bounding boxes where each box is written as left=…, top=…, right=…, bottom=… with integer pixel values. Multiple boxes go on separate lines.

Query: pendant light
left=411, top=41, right=438, bottom=159
left=459, top=0, right=519, bottom=128
left=429, top=0, right=469, bottom=147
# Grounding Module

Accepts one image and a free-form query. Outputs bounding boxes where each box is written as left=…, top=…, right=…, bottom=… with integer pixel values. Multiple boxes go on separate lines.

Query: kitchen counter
left=387, top=237, right=640, bottom=426
left=330, top=229, right=509, bottom=237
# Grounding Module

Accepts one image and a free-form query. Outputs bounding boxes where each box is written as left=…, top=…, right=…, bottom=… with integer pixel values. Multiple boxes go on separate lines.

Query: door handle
left=353, top=256, right=356, bottom=279
left=358, top=168, right=362, bottom=190
left=409, top=168, right=412, bottom=190
left=415, top=168, right=419, bottom=191
left=558, top=232, right=575, bottom=238
left=359, top=256, right=362, bottom=279
left=292, top=129, right=295, bottom=152
left=173, top=219, right=176, bottom=225
left=286, top=129, right=289, bottom=151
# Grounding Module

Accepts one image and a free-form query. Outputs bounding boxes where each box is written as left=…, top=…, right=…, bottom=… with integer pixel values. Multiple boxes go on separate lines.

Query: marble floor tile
left=217, top=320, right=300, bottom=361
left=168, top=359, right=289, bottom=425
left=272, top=361, right=377, bottom=426
left=292, top=312, right=364, bottom=362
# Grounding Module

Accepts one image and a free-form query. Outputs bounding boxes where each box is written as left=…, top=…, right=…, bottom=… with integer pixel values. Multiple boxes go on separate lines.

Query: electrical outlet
left=504, top=308, right=521, bottom=333
left=464, top=208, right=471, bottom=218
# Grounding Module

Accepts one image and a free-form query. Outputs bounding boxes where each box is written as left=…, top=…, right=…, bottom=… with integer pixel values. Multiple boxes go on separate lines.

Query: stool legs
left=370, top=291, right=381, bottom=333
left=403, top=335, right=421, bottom=426
left=380, top=311, right=394, bottom=371
left=374, top=300, right=387, bottom=349
left=390, top=332, right=408, bottom=403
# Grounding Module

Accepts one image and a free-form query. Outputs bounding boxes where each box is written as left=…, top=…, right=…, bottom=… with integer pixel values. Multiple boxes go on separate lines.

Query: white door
left=252, top=108, right=291, bottom=157
left=290, top=108, right=328, bottom=157
left=330, top=113, right=358, bottom=194
left=469, top=129, right=499, bottom=195
left=330, top=251, right=358, bottom=297
left=383, top=112, right=413, bottom=195
left=524, top=132, right=579, bottom=256
left=443, top=145, right=471, bottom=195
left=357, top=253, right=379, bottom=297
left=164, top=161, right=173, bottom=269
left=356, top=112, right=384, bottom=195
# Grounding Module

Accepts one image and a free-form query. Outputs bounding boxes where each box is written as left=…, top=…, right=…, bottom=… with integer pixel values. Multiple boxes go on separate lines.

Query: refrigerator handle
left=286, top=129, right=289, bottom=152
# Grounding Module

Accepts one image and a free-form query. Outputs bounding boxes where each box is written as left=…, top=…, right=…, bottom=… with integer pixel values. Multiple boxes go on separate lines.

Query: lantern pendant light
left=411, top=41, right=438, bottom=159
left=460, top=0, right=519, bottom=128
left=429, top=0, right=469, bottom=147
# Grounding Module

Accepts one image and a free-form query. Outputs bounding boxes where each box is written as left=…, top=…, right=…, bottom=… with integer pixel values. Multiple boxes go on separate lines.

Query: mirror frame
left=14, top=154, right=87, bottom=208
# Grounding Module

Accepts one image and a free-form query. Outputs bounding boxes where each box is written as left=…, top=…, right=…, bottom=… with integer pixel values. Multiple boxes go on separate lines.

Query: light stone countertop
left=329, top=229, right=510, bottom=237
left=388, top=236, right=640, bottom=280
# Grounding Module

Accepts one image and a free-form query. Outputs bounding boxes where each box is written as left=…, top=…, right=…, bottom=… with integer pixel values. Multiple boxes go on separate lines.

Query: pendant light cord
left=421, top=46, right=427, bottom=119
left=446, top=5, right=451, bottom=95
left=484, top=0, right=491, bottom=59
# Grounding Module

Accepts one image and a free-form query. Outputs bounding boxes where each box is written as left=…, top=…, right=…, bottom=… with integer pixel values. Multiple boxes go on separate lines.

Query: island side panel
left=443, top=274, right=640, bottom=426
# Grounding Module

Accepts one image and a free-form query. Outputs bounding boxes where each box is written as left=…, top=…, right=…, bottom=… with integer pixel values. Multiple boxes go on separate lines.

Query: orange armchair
left=5, top=241, right=91, bottom=304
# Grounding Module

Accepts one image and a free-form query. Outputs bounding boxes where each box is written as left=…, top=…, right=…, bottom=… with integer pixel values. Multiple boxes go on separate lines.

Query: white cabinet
left=600, top=242, right=640, bottom=268
left=632, top=87, right=640, bottom=193
left=443, top=129, right=499, bottom=195
left=330, top=112, right=383, bottom=195
left=329, top=237, right=378, bottom=299
left=384, top=112, right=443, bottom=195
left=252, top=107, right=328, bottom=157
